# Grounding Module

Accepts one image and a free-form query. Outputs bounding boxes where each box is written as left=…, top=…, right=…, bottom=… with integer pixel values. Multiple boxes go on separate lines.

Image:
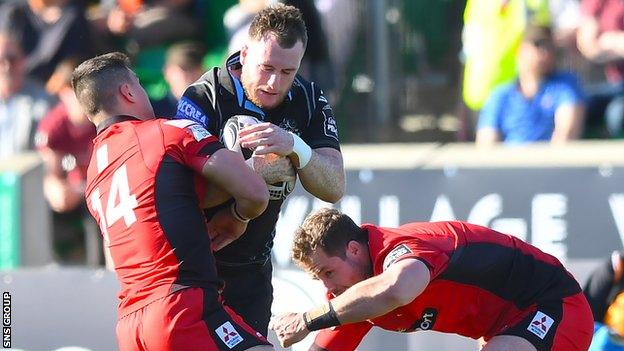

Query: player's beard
left=241, top=73, right=290, bottom=110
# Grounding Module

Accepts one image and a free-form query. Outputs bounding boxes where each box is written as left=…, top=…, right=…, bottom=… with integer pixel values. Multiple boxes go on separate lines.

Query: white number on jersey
left=90, top=145, right=139, bottom=243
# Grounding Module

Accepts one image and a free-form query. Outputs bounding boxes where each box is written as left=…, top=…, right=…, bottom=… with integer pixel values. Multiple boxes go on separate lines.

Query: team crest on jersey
left=321, top=105, right=338, bottom=140
left=527, top=311, right=554, bottom=339
left=383, top=244, right=413, bottom=271
left=412, top=308, right=438, bottom=331
left=176, top=96, right=208, bottom=125
left=216, top=321, right=243, bottom=349
left=279, top=119, right=300, bottom=135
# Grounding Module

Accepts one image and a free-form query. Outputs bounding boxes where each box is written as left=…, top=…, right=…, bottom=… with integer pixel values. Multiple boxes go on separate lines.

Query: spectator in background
left=576, top=0, right=624, bottom=138
left=35, top=59, right=101, bottom=265
left=0, top=0, right=93, bottom=84
left=91, top=0, right=201, bottom=54
left=152, top=41, right=205, bottom=117
left=0, top=32, right=55, bottom=159
left=476, top=25, right=585, bottom=146
left=460, top=0, right=551, bottom=140
left=584, top=251, right=624, bottom=350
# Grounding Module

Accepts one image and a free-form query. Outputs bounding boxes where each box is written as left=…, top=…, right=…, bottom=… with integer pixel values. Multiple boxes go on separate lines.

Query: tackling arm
left=329, top=258, right=430, bottom=324
left=270, top=258, right=429, bottom=348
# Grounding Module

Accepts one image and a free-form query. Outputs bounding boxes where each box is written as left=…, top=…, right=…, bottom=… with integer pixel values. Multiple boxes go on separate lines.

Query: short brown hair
left=248, top=4, right=308, bottom=49
left=71, top=52, right=133, bottom=117
left=292, top=208, right=367, bottom=268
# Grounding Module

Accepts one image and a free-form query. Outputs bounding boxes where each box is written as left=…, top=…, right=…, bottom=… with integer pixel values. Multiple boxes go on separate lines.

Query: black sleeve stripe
left=198, top=142, right=225, bottom=157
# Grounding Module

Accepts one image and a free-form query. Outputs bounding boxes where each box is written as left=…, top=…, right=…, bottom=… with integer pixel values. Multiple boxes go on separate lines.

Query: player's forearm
left=298, top=149, right=345, bottom=203
left=329, top=274, right=406, bottom=325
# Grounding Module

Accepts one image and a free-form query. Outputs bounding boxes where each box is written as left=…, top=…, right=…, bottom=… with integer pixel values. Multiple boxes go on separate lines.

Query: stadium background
left=1, top=0, right=623, bottom=350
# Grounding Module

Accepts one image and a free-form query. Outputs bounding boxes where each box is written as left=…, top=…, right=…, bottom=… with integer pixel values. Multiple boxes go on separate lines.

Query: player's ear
left=346, top=240, right=360, bottom=258
left=119, top=83, right=134, bottom=103
left=240, top=45, right=248, bottom=65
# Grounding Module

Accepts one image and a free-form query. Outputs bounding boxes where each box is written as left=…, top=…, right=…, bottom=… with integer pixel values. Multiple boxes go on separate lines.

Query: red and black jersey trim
left=439, top=242, right=581, bottom=309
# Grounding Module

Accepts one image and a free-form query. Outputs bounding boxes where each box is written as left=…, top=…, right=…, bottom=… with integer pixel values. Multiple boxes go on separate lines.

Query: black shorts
left=217, top=259, right=274, bottom=337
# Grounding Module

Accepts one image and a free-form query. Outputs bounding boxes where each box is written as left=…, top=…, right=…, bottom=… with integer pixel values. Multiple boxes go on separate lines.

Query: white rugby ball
left=222, top=115, right=261, bottom=159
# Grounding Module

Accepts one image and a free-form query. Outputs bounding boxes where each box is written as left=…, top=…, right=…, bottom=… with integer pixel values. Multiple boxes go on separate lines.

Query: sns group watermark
left=3, top=292, right=10, bottom=348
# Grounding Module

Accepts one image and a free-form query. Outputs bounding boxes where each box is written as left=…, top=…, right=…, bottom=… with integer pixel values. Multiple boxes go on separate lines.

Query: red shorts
left=116, top=287, right=271, bottom=351
left=496, top=292, right=593, bottom=351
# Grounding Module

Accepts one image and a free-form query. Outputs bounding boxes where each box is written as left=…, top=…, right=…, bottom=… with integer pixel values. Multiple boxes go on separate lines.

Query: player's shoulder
left=182, top=68, right=220, bottom=99
left=160, top=118, right=214, bottom=142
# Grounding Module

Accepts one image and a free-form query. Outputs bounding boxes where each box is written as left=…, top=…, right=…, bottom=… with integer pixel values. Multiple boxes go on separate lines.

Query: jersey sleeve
left=312, top=321, right=373, bottom=351
left=300, top=86, right=341, bottom=151
left=162, top=119, right=224, bottom=174
left=175, top=71, right=220, bottom=135
left=380, top=239, right=451, bottom=280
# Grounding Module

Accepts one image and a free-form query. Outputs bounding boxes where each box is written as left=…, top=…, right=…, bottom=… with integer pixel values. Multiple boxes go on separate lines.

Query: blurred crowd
left=0, top=0, right=622, bottom=266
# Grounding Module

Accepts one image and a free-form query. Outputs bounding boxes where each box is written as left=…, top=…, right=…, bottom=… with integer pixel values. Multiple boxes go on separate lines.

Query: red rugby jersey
left=85, top=116, right=224, bottom=317
left=314, top=221, right=582, bottom=350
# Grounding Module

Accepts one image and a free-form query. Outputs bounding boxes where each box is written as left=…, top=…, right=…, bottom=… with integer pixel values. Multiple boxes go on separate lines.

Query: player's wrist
left=288, top=132, right=312, bottom=169
left=230, top=202, right=250, bottom=223
left=302, top=301, right=341, bottom=331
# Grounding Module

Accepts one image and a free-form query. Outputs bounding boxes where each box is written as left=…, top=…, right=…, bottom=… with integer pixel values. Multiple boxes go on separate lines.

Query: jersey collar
left=219, top=51, right=294, bottom=117
left=96, top=115, right=140, bottom=135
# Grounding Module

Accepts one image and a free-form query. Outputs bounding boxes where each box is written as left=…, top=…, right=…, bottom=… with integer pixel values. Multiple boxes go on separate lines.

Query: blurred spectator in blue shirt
left=476, top=25, right=586, bottom=146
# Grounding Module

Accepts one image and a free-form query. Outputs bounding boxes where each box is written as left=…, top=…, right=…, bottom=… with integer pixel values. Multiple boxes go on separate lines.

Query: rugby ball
left=222, top=115, right=261, bottom=159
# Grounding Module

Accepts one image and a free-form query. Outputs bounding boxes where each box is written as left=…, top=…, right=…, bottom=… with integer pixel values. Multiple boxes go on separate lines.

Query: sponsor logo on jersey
left=321, top=105, right=338, bottom=140
left=318, top=93, right=328, bottom=104
left=383, top=244, right=413, bottom=270
left=188, top=124, right=211, bottom=141
left=176, top=97, right=208, bottom=125
left=165, top=120, right=212, bottom=141
left=527, top=311, right=554, bottom=339
left=216, top=321, right=243, bottom=349
left=412, top=308, right=438, bottom=331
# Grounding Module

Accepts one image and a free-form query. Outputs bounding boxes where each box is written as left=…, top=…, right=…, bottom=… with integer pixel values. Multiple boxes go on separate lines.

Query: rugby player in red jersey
left=73, top=52, right=274, bottom=351
left=270, top=208, right=593, bottom=351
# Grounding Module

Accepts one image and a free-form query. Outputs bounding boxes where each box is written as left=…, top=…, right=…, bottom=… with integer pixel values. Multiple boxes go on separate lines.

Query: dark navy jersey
left=175, top=51, right=341, bottom=265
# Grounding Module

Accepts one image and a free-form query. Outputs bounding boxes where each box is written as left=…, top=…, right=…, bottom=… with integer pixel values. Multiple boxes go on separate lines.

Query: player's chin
left=256, top=91, right=285, bottom=109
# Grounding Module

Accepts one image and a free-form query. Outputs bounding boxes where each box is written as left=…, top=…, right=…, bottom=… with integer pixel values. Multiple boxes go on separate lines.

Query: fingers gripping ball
left=221, top=116, right=297, bottom=198
left=221, top=115, right=261, bottom=159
